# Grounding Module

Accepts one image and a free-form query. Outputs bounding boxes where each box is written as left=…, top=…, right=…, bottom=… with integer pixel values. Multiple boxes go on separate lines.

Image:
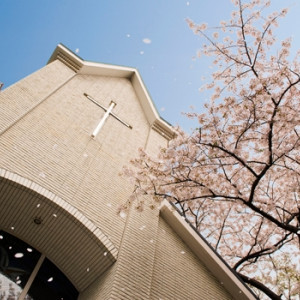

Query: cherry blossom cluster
left=122, top=0, right=300, bottom=298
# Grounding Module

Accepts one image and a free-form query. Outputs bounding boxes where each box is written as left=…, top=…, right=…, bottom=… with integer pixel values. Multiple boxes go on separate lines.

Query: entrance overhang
left=0, top=168, right=118, bottom=292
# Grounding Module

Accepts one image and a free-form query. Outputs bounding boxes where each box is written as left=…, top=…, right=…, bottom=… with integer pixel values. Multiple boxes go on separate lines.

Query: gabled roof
left=48, top=45, right=255, bottom=298
left=160, top=200, right=257, bottom=300
left=48, top=44, right=175, bottom=140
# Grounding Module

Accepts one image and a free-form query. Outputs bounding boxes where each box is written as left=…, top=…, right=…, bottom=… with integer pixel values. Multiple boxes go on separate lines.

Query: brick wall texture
left=0, top=59, right=234, bottom=299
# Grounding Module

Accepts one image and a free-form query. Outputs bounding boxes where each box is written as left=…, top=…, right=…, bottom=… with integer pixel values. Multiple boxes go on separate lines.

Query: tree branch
left=238, top=273, right=282, bottom=300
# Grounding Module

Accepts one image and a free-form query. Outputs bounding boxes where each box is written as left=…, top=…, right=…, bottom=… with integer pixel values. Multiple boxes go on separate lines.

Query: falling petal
left=142, top=38, right=151, bottom=44
left=120, top=211, right=127, bottom=218
left=15, top=253, right=24, bottom=258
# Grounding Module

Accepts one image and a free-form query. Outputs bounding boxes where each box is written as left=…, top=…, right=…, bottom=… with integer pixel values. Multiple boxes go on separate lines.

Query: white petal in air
left=142, top=38, right=151, bottom=44
left=15, top=253, right=24, bottom=258
left=120, top=211, right=127, bottom=218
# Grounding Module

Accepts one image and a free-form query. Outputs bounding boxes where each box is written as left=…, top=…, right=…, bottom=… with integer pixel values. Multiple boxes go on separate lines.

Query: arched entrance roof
left=0, top=168, right=118, bottom=292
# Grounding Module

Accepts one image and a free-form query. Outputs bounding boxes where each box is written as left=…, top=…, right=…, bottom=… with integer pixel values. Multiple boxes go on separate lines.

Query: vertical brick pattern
left=0, top=63, right=164, bottom=298
left=146, top=127, right=169, bottom=156
left=108, top=205, right=160, bottom=300
left=0, top=72, right=151, bottom=249
left=78, top=264, right=117, bottom=299
left=150, top=217, right=233, bottom=300
left=0, top=59, right=238, bottom=299
left=0, top=60, right=75, bottom=134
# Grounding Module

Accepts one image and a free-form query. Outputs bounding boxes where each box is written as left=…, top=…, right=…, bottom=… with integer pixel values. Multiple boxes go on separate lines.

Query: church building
left=0, top=44, right=256, bottom=299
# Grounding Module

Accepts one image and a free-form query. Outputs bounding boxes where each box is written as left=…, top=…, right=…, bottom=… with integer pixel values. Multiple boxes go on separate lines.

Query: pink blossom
left=123, top=1, right=300, bottom=298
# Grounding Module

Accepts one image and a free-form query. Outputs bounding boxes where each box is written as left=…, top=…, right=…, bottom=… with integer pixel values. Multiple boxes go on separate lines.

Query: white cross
left=84, top=93, right=132, bottom=138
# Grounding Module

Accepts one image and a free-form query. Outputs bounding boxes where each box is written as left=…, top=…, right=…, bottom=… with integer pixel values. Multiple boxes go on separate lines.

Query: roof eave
left=48, top=44, right=175, bottom=140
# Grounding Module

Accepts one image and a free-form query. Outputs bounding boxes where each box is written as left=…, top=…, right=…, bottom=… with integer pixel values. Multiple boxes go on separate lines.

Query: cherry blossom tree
left=122, top=0, right=300, bottom=299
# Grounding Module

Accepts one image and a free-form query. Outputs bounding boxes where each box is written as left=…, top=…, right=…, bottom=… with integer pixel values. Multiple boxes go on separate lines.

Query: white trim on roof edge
left=159, top=200, right=257, bottom=300
left=48, top=44, right=175, bottom=140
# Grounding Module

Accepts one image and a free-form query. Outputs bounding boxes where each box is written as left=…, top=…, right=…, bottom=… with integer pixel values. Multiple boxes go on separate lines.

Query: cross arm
left=84, top=93, right=133, bottom=138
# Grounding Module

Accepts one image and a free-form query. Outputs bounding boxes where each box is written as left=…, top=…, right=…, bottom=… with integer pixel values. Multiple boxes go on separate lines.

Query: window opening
left=0, top=230, right=78, bottom=299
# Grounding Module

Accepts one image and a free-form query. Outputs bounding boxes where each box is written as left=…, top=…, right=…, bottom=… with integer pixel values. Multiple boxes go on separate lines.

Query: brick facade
left=0, top=45, right=255, bottom=299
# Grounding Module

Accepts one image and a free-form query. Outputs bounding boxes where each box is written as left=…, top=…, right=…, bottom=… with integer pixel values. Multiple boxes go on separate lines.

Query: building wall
left=149, top=217, right=233, bottom=300
left=146, top=128, right=169, bottom=156
left=0, top=60, right=163, bottom=249
left=0, top=59, right=168, bottom=299
left=0, top=57, right=238, bottom=299
left=78, top=264, right=117, bottom=300
left=0, top=59, right=75, bottom=134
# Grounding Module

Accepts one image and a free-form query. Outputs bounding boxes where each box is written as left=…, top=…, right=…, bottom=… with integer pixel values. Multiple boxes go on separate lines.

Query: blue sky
left=0, top=0, right=299, bottom=130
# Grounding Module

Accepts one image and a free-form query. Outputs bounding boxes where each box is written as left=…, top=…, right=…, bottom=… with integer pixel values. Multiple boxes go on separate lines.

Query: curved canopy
left=0, top=168, right=118, bottom=292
